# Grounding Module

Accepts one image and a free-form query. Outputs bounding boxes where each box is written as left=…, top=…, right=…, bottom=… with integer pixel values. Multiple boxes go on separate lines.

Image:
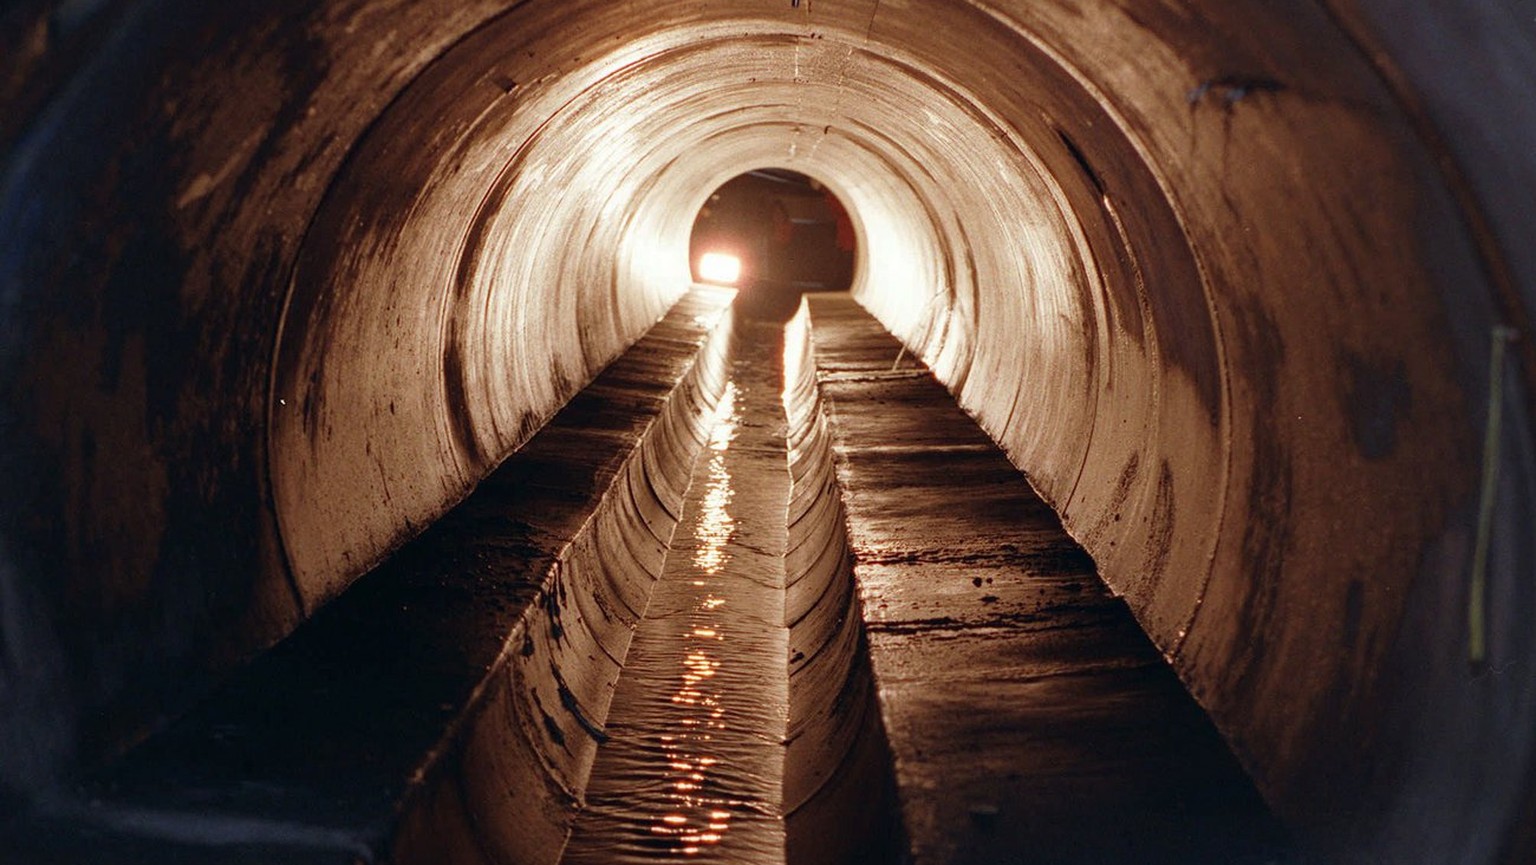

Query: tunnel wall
left=268, top=1, right=713, bottom=606
left=1307, top=5, right=1536, bottom=858
left=833, top=3, right=1535, bottom=860
left=2, top=1, right=1534, bottom=861
left=0, top=0, right=699, bottom=800
left=1, top=0, right=458, bottom=797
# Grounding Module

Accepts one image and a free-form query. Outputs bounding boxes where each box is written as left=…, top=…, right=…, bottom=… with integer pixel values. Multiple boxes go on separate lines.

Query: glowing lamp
left=697, top=252, right=742, bottom=285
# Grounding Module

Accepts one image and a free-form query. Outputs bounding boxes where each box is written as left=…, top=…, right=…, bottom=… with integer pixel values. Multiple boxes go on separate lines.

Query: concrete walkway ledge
left=9, top=288, right=736, bottom=865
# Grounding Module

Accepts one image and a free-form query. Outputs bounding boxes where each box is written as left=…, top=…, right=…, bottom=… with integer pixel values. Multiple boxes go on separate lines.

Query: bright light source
left=697, top=252, right=742, bottom=285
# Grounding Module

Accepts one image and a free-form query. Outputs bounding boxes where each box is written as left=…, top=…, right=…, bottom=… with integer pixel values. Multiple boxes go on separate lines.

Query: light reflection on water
left=692, top=382, right=738, bottom=574
left=564, top=355, right=789, bottom=865
left=645, top=382, right=740, bottom=856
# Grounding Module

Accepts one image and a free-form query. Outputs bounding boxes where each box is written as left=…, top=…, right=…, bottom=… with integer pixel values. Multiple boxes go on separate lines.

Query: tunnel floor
left=11, top=292, right=1290, bottom=865
left=798, top=294, right=1289, bottom=864
left=559, top=296, right=1288, bottom=863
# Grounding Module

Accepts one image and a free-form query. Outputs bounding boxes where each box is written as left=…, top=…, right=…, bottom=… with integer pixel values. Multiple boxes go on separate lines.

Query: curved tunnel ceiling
left=2, top=0, right=1534, bottom=861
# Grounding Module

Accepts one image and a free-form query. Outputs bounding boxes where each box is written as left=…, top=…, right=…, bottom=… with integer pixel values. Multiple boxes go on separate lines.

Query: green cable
left=1470, top=324, right=1518, bottom=668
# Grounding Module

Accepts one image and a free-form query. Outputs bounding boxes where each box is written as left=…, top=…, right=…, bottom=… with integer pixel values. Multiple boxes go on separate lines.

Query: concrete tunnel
left=2, top=0, right=1535, bottom=862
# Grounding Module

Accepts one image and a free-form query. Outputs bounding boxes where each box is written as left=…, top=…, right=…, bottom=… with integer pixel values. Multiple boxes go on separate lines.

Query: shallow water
left=561, top=324, right=792, bottom=865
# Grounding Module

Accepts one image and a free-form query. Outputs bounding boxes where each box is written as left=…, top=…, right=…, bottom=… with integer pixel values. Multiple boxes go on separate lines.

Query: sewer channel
left=560, top=318, right=798, bottom=864
left=556, top=297, right=1285, bottom=865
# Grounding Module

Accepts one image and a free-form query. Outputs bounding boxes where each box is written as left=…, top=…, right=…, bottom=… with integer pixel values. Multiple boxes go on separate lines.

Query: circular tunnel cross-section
left=1, top=1, right=1534, bottom=862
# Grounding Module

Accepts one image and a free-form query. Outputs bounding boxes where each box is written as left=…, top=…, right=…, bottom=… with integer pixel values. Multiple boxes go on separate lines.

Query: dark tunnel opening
left=2, top=1, right=1535, bottom=863
left=690, top=169, right=856, bottom=318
